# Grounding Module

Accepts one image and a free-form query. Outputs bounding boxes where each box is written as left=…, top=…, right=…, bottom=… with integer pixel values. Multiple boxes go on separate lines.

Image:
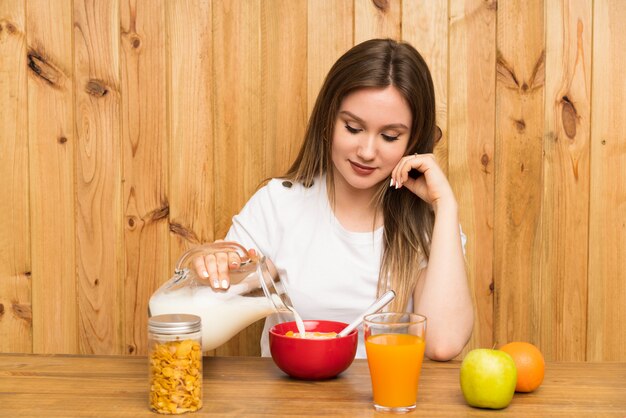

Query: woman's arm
left=413, top=198, right=473, bottom=361
left=391, top=153, right=474, bottom=361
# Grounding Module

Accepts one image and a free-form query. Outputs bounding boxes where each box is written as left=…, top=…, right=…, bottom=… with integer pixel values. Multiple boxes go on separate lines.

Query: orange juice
left=365, top=333, right=426, bottom=408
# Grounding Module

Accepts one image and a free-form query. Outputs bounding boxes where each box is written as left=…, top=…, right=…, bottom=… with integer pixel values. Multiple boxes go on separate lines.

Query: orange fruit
left=499, top=342, right=545, bottom=392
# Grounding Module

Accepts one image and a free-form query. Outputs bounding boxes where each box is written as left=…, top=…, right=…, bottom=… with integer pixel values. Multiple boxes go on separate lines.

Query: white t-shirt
left=225, top=176, right=385, bottom=358
left=225, top=175, right=466, bottom=358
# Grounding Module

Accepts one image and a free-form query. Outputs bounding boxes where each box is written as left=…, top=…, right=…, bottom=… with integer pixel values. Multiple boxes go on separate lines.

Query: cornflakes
left=284, top=331, right=338, bottom=339
left=149, top=339, right=202, bottom=414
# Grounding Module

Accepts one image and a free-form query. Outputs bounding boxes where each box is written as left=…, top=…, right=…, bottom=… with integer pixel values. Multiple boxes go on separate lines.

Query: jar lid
left=148, top=314, right=201, bottom=335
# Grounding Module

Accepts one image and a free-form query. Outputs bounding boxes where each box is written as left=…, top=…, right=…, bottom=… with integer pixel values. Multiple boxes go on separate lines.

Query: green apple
left=460, top=348, right=517, bottom=409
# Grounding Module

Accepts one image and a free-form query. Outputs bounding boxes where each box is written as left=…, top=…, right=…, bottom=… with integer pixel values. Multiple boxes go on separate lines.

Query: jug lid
left=148, top=313, right=201, bottom=335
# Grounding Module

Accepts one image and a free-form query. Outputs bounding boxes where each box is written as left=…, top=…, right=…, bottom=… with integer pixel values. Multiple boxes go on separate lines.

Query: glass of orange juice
left=364, top=312, right=427, bottom=413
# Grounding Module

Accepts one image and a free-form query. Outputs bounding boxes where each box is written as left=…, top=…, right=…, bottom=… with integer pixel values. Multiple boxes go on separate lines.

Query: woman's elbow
left=426, top=318, right=474, bottom=361
left=426, top=342, right=465, bottom=361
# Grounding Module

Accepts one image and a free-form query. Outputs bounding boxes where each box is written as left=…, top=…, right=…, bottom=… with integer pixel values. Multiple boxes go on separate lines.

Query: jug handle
left=173, top=241, right=256, bottom=275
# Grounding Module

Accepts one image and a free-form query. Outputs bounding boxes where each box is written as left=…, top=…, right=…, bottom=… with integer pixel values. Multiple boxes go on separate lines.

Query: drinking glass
left=364, top=312, right=427, bottom=413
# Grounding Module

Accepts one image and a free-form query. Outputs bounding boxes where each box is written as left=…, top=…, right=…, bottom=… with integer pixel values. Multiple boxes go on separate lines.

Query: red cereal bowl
left=269, top=320, right=358, bottom=380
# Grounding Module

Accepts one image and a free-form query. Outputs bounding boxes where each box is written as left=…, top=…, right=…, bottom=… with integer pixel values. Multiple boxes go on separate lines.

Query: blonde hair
left=282, top=39, right=436, bottom=311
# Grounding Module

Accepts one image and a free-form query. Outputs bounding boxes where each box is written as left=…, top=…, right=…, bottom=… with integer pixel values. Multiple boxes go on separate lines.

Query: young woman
left=195, top=38, right=473, bottom=360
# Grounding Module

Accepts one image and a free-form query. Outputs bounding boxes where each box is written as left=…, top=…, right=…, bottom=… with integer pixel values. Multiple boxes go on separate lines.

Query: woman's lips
left=349, top=160, right=376, bottom=175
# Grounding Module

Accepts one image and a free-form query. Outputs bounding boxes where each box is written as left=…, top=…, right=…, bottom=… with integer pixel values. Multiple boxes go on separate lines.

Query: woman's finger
left=227, top=251, right=241, bottom=270
left=204, top=254, right=220, bottom=289
left=193, top=256, right=210, bottom=283
left=403, top=175, right=430, bottom=203
left=391, top=155, right=406, bottom=187
left=215, top=252, right=230, bottom=289
left=400, top=153, right=438, bottom=185
left=392, top=154, right=418, bottom=188
left=400, top=154, right=419, bottom=185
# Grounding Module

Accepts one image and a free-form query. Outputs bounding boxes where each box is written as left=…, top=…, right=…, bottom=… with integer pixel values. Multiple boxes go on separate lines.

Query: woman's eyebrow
left=339, top=110, right=409, bottom=130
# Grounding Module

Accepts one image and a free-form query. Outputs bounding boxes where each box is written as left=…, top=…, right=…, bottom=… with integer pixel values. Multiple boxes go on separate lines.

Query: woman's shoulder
left=236, top=177, right=323, bottom=228
left=263, top=177, right=323, bottom=199
left=246, top=176, right=323, bottom=215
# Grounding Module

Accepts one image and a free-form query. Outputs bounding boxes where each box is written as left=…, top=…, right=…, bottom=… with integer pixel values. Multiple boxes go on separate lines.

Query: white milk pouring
left=149, top=283, right=276, bottom=350
left=148, top=242, right=297, bottom=352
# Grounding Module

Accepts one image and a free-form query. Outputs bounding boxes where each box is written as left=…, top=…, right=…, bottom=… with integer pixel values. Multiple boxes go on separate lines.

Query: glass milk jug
left=148, top=242, right=293, bottom=352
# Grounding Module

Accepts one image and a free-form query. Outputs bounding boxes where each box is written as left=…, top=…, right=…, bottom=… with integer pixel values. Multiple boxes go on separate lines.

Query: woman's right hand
left=192, top=240, right=251, bottom=290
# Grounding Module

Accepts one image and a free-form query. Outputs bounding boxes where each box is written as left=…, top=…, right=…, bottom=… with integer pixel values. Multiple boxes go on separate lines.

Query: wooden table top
left=0, top=354, right=624, bottom=417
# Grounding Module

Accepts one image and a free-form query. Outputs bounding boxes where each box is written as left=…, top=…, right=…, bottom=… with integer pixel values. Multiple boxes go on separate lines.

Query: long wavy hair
left=282, top=38, right=436, bottom=311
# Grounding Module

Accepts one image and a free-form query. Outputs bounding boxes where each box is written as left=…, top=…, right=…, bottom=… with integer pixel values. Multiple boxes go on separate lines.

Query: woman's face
left=331, top=86, right=412, bottom=194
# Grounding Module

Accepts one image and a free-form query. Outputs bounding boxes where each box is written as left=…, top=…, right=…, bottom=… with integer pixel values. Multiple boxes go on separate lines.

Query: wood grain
left=27, top=0, right=77, bottom=354
left=261, top=0, right=308, bottom=178
left=448, top=0, right=496, bottom=355
left=167, top=0, right=215, bottom=265
left=307, top=0, right=353, bottom=114
left=0, top=0, right=31, bottom=353
left=494, top=0, right=545, bottom=346
left=120, top=0, right=170, bottom=356
left=403, top=0, right=448, bottom=174
left=74, top=0, right=122, bottom=355
left=354, top=0, right=401, bottom=44
left=541, top=0, right=591, bottom=361
left=212, top=0, right=264, bottom=356
left=213, top=0, right=262, bottom=241
left=166, top=0, right=217, bottom=356
left=1, top=0, right=626, bottom=362
left=588, top=0, right=626, bottom=362
left=213, top=0, right=309, bottom=357
left=0, top=354, right=625, bottom=417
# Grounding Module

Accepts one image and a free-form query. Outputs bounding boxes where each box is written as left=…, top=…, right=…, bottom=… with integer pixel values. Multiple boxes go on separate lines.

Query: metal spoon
left=336, top=290, right=396, bottom=337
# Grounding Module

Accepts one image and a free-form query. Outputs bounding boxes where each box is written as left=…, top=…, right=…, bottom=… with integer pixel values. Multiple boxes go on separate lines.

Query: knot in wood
left=149, top=205, right=170, bottom=222
left=0, top=19, right=18, bottom=35
left=131, top=35, right=141, bottom=49
left=434, top=126, right=443, bottom=143
left=169, top=222, right=200, bottom=245
left=85, top=79, right=108, bottom=97
left=12, top=303, right=32, bottom=321
left=561, top=96, right=577, bottom=139
left=481, top=153, right=490, bottom=167
left=372, top=0, right=389, bottom=12
left=27, top=50, right=64, bottom=88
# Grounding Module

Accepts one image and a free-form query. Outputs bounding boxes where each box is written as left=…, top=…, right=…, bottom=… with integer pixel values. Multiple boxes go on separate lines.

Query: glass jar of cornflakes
left=148, top=313, right=203, bottom=414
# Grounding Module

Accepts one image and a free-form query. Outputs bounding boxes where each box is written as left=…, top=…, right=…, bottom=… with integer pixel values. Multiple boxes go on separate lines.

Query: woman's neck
left=328, top=172, right=383, bottom=232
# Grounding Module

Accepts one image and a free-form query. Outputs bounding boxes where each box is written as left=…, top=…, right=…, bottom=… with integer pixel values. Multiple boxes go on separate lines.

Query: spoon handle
left=337, top=290, right=396, bottom=337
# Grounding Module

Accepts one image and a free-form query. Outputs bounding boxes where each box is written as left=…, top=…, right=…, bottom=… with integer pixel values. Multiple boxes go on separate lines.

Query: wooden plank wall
left=0, top=0, right=30, bottom=353
left=0, top=0, right=624, bottom=361
left=27, top=0, right=77, bottom=354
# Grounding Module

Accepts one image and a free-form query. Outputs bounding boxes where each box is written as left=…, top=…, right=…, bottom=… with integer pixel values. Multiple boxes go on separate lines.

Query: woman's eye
left=382, top=133, right=400, bottom=142
left=345, top=124, right=362, bottom=134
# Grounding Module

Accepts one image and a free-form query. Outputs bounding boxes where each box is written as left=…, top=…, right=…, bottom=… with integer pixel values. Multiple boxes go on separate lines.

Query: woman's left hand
left=390, top=153, right=456, bottom=212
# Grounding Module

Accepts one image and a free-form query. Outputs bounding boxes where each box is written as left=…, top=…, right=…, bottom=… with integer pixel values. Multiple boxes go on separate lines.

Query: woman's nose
left=357, top=135, right=376, bottom=161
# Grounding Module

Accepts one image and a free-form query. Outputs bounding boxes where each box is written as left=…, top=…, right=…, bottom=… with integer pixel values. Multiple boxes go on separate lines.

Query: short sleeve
left=224, top=183, right=279, bottom=259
